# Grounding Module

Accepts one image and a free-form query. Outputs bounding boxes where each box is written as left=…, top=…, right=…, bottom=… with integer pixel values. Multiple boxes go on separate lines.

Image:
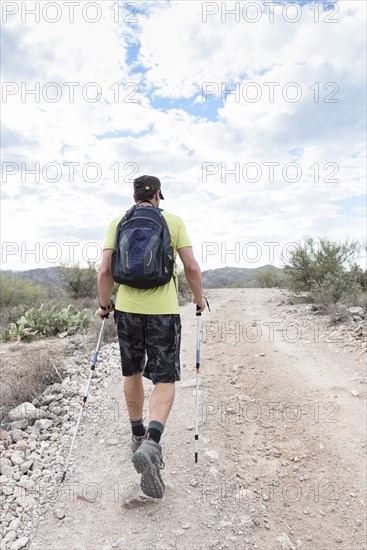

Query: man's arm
left=177, top=246, right=206, bottom=312
left=97, top=249, right=114, bottom=317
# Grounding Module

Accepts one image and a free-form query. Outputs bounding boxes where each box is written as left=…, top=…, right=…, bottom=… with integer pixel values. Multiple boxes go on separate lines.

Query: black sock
left=131, top=418, right=145, bottom=437
left=147, top=421, right=164, bottom=444
left=147, top=428, right=161, bottom=443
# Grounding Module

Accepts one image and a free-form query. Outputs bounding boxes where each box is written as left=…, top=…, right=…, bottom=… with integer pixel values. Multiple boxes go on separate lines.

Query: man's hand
left=195, top=297, right=206, bottom=314
left=97, top=301, right=114, bottom=319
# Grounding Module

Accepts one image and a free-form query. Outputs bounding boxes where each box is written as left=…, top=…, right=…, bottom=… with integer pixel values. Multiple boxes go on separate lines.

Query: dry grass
left=86, top=315, right=117, bottom=347
left=0, top=344, right=65, bottom=421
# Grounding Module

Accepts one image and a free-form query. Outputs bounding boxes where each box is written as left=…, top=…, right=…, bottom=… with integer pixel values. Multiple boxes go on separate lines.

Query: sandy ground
left=26, top=288, right=366, bottom=550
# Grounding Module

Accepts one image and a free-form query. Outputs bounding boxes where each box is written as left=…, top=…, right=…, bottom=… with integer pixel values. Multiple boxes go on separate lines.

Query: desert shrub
left=0, top=346, right=65, bottom=420
left=0, top=272, right=46, bottom=307
left=348, top=263, right=367, bottom=291
left=230, top=280, right=250, bottom=288
left=58, top=262, right=98, bottom=299
left=283, top=237, right=361, bottom=293
left=283, top=238, right=366, bottom=305
left=2, top=304, right=93, bottom=342
left=0, top=304, right=29, bottom=335
left=310, top=271, right=361, bottom=302
left=255, top=269, right=286, bottom=288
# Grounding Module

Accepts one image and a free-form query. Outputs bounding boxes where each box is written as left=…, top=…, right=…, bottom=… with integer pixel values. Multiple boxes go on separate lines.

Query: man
left=98, top=175, right=206, bottom=499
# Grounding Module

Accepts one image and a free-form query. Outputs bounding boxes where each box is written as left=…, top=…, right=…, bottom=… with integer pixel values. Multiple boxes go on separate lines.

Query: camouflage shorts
left=114, top=310, right=181, bottom=384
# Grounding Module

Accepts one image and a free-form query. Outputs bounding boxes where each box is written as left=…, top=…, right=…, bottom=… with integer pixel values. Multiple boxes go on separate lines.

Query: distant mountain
left=5, top=264, right=284, bottom=290
left=16, top=267, right=64, bottom=286
left=202, top=265, right=284, bottom=288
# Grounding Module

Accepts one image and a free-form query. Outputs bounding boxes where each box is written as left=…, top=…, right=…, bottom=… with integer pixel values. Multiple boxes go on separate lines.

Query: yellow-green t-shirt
left=103, top=209, right=192, bottom=314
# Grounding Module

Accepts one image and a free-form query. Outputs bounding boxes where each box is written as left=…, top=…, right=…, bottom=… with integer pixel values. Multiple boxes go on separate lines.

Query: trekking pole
left=194, top=298, right=210, bottom=463
left=61, top=316, right=107, bottom=483
left=194, top=305, right=201, bottom=463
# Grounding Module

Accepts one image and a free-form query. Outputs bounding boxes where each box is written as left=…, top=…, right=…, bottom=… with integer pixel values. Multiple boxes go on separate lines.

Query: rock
left=3, top=531, right=17, bottom=545
left=238, top=394, right=254, bottom=402
left=19, top=476, right=35, bottom=490
left=8, top=402, right=44, bottom=422
left=8, top=518, right=20, bottom=531
left=9, top=429, right=27, bottom=443
left=34, top=419, right=53, bottom=431
left=259, top=352, right=266, bottom=357
left=205, top=450, right=219, bottom=461
left=54, top=508, right=66, bottom=520
left=10, top=420, right=29, bottom=430
left=10, top=538, right=29, bottom=550
left=20, top=459, right=34, bottom=474
left=10, top=452, right=24, bottom=466
left=42, top=394, right=58, bottom=405
left=276, top=533, right=294, bottom=550
left=14, top=440, right=29, bottom=452
left=351, top=390, right=360, bottom=397
left=347, top=307, right=365, bottom=318
left=0, top=427, right=9, bottom=441
left=189, top=478, right=199, bottom=487
left=0, top=459, right=14, bottom=477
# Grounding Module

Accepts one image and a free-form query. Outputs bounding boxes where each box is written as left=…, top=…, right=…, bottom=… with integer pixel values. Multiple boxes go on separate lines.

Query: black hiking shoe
left=132, top=439, right=165, bottom=499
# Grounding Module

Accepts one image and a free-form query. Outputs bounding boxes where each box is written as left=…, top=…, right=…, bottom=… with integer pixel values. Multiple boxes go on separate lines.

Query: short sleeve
left=176, top=218, right=192, bottom=250
left=103, top=217, right=120, bottom=250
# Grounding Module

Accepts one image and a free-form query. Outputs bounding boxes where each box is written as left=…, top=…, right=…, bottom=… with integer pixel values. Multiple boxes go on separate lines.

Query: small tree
left=283, top=237, right=360, bottom=292
left=58, top=262, right=98, bottom=299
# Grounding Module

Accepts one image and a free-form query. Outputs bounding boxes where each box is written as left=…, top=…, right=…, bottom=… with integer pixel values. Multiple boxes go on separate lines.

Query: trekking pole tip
left=60, top=471, right=66, bottom=483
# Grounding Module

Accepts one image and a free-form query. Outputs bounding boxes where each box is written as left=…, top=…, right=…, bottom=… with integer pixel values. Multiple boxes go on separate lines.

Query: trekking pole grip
left=196, top=304, right=201, bottom=316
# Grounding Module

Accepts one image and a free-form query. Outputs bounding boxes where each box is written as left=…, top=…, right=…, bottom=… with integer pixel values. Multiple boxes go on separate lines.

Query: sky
left=1, top=0, right=366, bottom=272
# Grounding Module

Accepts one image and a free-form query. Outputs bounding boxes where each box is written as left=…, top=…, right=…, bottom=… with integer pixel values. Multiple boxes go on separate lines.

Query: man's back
left=103, top=208, right=192, bottom=314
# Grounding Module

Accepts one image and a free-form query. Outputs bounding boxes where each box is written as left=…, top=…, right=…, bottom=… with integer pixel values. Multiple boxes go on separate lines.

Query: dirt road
left=27, top=289, right=366, bottom=550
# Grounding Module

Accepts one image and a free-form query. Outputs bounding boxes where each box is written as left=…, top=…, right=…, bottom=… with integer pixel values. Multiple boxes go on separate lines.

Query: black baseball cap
left=133, top=175, right=164, bottom=199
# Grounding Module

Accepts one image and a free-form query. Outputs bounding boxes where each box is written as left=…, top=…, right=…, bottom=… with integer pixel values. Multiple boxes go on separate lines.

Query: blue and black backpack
left=111, top=202, right=175, bottom=289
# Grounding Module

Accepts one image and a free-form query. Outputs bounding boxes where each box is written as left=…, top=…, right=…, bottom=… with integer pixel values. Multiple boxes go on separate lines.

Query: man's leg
left=124, top=371, right=144, bottom=421
left=115, top=311, right=146, bottom=441
left=147, top=382, right=175, bottom=443
left=149, top=382, right=175, bottom=425
left=132, top=315, right=181, bottom=498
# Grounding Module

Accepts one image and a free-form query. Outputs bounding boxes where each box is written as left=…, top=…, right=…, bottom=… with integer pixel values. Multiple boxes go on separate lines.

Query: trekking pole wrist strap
left=99, top=300, right=114, bottom=311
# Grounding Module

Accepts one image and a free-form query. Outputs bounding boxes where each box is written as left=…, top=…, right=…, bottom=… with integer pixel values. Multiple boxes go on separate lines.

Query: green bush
left=283, top=237, right=361, bottom=292
left=2, top=304, right=94, bottom=342
left=310, top=271, right=362, bottom=304
left=255, top=269, right=286, bottom=288
left=229, top=280, right=250, bottom=288
left=58, top=262, right=98, bottom=299
left=0, top=272, right=46, bottom=307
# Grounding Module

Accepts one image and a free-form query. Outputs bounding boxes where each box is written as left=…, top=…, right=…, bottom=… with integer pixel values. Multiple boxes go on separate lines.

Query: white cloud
left=1, top=0, right=365, bottom=271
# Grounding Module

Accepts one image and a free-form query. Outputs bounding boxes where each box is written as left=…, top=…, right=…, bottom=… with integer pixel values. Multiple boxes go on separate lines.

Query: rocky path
left=1, top=289, right=366, bottom=550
